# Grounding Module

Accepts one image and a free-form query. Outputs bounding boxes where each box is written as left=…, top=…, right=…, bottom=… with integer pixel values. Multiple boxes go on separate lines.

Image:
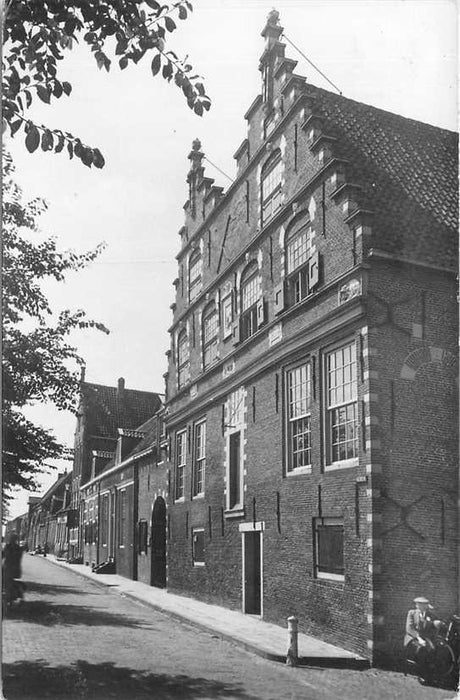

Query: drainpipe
left=133, top=461, right=139, bottom=581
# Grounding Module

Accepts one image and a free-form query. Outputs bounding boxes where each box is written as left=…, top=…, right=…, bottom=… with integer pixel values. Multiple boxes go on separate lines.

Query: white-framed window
left=221, top=293, right=233, bottom=339
left=101, top=493, right=109, bottom=546
left=192, top=527, right=205, bottom=566
left=314, top=517, right=344, bottom=581
left=175, top=430, right=186, bottom=501
left=189, top=249, right=202, bottom=302
left=192, top=420, right=206, bottom=497
left=177, top=329, right=190, bottom=389
left=286, top=362, right=312, bottom=473
left=118, top=489, right=126, bottom=547
left=202, top=304, right=218, bottom=369
left=286, top=224, right=316, bottom=304
left=325, top=342, right=358, bottom=468
left=240, top=264, right=260, bottom=341
left=261, top=150, right=282, bottom=225
left=228, top=431, right=242, bottom=509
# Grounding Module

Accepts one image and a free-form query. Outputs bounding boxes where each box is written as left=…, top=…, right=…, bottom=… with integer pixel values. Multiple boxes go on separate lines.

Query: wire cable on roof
left=203, top=156, right=234, bottom=183
left=282, top=33, right=342, bottom=96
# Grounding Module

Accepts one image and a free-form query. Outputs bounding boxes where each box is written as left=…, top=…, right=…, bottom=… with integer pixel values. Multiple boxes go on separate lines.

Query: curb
left=41, top=555, right=369, bottom=670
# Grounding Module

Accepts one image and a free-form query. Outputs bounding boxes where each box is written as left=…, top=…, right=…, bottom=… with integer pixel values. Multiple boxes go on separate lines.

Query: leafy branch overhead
left=2, top=0, right=211, bottom=168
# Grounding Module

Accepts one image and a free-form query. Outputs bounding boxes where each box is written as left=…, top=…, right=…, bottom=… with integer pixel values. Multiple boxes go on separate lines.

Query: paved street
left=2, top=555, right=457, bottom=700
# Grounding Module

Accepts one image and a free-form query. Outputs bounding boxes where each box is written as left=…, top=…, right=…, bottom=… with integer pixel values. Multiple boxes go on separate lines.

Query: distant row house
left=18, top=11, right=458, bottom=668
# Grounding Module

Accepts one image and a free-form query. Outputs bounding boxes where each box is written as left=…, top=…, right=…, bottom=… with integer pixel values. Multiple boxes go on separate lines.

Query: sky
left=5, top=0, right=457, bottom=519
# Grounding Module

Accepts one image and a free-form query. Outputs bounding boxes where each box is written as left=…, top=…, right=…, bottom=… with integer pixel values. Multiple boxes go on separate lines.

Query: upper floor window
left=286, top=224, right=314, bottom=304
left=240, top=263, right=260, bottom=341
left=202, top=304, right=218, bottom=369
left=286, top=362, right=312, bottom=473
left=189, top=249, right=202, bottom=302
left=325, top=342, right=358, bottom=468
left=192, top=420, right=206, bottom=497
left=175, top=430, right=186, bottom=500
left=261, top=150, right=282, bottom=225
left=177, top=329, right=190, bottom=389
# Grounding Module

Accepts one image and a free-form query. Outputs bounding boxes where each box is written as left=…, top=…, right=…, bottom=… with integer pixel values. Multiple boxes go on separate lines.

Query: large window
left=202, top=304, right=218, bottom=369
left=118, top=489, right=126, bottom=547
left=192, top=527, right=205, bottom=566
left=192, top=420, right=206, bottom=497
left=175, top=430, right=186, bottom=500
left=189, top=249, right=202, bottom=302
left=314, top=517, right=344, bottom=581
left=177, top=329, right=190, bottom=389
left=326, top=342, right=358, bottom=467
left=100, top=493, right=109, bottom=546
left=240, top=264, right=260, bottom=341
left=261, top=150, right=282, bottom=225
left=286, top=362, right=312, bottom=472
left=228, top=431, right=242, bottom=509
left=286, top=225, right=314, bottom=304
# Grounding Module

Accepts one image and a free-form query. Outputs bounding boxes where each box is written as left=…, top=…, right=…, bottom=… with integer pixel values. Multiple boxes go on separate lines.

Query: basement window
left=192, top=528, right=205, bottom=566
left=314, top=517, right=344, bottom=581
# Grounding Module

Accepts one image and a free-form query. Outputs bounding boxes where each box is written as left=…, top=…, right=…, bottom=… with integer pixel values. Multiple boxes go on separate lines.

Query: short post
left=286, top=615, right=298, bottom=666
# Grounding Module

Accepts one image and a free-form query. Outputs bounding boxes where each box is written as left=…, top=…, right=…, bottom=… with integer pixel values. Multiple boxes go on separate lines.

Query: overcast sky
left=6, top=0, right=457, bottom=518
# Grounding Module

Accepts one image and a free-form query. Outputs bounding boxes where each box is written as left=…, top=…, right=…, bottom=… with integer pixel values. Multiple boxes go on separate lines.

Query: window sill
left=316, top=571, right=345, bottom=582
left=287, top=466, right=312, bottom=476
left=325, top=458, right=358, bottom=472
left=192, top=493, right=205, bottom=500
left=193, top=562, right=205, bottom=568
left=174, top=497, right=185, bottom=504
left=224, top=507, right=245, bottom=519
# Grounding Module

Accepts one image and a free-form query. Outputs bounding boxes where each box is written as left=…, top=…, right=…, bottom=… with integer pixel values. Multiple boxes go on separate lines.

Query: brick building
left=70, top=375, right=162, bottom=560
left=164, top=11, right=458, bottom=664
left=80, top=407, right=168, bottom=586
left=26, top=471, right=71, bottom=554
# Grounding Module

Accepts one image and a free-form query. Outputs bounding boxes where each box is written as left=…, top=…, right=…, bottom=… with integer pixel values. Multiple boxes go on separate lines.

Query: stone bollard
left=286, top=615, right=298, bottom=666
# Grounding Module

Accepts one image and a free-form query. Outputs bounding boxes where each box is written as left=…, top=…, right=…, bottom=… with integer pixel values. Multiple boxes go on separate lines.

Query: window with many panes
left=192, top=527, right=205, bottom=566
left=175, top=430, right=186, bottom=500
left=177, top=329, right=190, bottom=388
left=314, top=517, right=344, bottom=581
left=118, top=489, right=126, bottom=546
left=261, top=151, right=282, bottom=225
left=326, top=342, right=358, bottom=467
left=189, top=249, right=202, bottom=302
left=202, top=304, right=218, bottom=369
left=193, top=420, right=206, bottom=497
left=286, top=225, right=314, bottom=304
left=286, top=362, right=312, bottom=472
left=101, top=493, right=109, bottom=546
left=240, top=265, right=260, bottom=341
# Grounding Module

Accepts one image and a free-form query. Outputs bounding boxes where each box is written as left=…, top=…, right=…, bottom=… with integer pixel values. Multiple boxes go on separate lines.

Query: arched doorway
left=150, top=497, right=166, bottom=588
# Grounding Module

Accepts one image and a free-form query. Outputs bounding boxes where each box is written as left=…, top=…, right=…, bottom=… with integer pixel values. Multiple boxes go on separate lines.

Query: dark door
left=244, top=531, right=261, bottom=614
left=150, top=497, right=166, bottom=588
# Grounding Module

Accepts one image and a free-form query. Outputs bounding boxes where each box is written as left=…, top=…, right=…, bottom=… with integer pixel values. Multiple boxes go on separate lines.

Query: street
left=2, top=555, right=457, bottom=700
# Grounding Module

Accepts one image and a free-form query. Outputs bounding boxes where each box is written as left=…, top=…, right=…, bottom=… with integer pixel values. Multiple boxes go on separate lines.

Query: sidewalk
left=40, top=553, right=368, bottom=669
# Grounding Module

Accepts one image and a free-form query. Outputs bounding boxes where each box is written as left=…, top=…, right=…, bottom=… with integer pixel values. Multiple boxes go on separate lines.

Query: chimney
left=80, top=364, right=86, bottom=383
left=118, top=377, right=125, bottom=399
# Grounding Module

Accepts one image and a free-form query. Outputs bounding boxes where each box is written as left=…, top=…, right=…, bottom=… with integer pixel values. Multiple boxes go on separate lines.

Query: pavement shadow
left=4, top=600, right=152, bottom=629
left=23, top=580, right=91, bottom=597
left=2, top=659, right=258, bottom=699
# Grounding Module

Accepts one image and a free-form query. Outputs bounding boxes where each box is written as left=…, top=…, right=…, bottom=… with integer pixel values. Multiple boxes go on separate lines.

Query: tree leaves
left=151, top=53, right=161, bottom=76
left=25, top=126, right=40, bottom=153
left=2, top=158, right=108, bottom=500
left=3, top=0, right=210, bottom=168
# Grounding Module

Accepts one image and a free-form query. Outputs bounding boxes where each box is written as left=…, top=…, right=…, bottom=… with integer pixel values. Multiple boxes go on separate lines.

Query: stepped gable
left=81, top=380, right=162, bottom=439
left=306, top=85, right=458, bottom=269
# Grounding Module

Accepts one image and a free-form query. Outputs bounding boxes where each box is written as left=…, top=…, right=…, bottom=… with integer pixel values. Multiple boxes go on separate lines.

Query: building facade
left=69, top=375, right=162, bottom=560
left=164, top=12, right=458, bottom=664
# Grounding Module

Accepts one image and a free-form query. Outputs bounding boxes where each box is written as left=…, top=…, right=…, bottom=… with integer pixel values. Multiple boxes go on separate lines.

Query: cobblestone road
left=2, top=555, right=457, bottom=699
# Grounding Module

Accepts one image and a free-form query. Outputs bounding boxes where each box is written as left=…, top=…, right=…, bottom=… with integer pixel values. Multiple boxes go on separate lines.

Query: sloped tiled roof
left=38, top=471, right=71, bottom=505
left=97, top=413, right=161, bottom=478
left=307, top=85, right=458, bottom=270
left=81, top=382, right=162, bottom=439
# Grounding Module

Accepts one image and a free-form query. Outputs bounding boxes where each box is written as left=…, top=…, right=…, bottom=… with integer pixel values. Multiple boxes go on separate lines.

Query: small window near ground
left=192, top=527, right=205, bottom=566
left=314, top=517, right=344, bottom=581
